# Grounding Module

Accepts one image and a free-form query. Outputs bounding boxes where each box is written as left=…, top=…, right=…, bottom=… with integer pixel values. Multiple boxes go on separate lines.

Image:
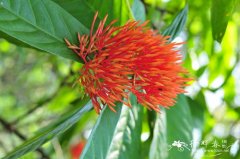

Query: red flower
left=65, top=12, right=189, bottom=113
left=70, top=141, right=85, bottom=159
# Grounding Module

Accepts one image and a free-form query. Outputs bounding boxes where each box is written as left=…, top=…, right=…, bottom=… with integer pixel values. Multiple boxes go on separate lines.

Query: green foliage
left=53, top=0, right=133, bottom=26
left=131, top=0, right=146, bottom=21
left=0, top=0, right=240, bottom=159
left=163, top=5, right=188, bottom=41
left=150, top=95, right=193, bottom=159
left=81, top=94, right=143, bottom=159
left=3, top=101, right=92, bottom=159
left=211, top=0, right=237, bottom=43
left=187, top=97, right=205, bottom=131
left=0, top=0, right=88, bottom=62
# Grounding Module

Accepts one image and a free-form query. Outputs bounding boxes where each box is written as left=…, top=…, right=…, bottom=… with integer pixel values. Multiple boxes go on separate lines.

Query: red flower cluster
left=65, top=13, right=188, bottom=114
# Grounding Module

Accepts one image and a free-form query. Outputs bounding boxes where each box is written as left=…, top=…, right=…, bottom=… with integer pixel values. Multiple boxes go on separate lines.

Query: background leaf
left=53, top=0, right=132, bottom=26
left=0, top=0, right=89, bottom=62
left=162, top=5, right=188, bottom=41
left=187, top=96, right=205, bottom=131
left=2, top=101, right=92, bottom=159
left=211, top=0, right=237, bottom=43
left=81, top=94, right=143, bottom=159
left=149, top=109, right=168, bottom=159
left=131, top=0, right=146, bottom=21
left=149, top=95, right=193, bottom=159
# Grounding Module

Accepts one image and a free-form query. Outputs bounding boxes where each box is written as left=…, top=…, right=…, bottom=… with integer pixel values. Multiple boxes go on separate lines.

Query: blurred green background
left=0, top=0, right=240, bottom=159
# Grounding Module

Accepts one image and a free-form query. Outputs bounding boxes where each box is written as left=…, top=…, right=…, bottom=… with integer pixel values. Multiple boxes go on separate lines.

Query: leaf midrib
left=0, top=2, right=70, bottom=45
left=106, top=107, right=130, bottom=158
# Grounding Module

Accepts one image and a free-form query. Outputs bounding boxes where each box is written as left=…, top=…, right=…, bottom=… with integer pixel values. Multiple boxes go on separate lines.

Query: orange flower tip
left=108, top=106, right=117, bottom=113
left=95, top=11, right=99, bottom=18
left=124, top=102, right=132, bottom=108
left=164, top=106, right=171, bottom=109
left=152, top=108, right=160, bottom=113
left=64, top=38, right=71, bottom=45
left=177, top=41, right=186, bottom=45
left=77, top=32, right=81, bottom=39
left=95, top=108, right=100, bottom=114
left=69, top=46, right=79, bottom=49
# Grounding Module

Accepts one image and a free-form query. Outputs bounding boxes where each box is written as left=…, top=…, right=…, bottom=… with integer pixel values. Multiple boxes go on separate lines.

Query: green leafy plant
left=0, top=0, right=239, bottom=159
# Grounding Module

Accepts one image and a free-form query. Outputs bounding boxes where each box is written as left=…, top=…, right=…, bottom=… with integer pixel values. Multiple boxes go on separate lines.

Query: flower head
left=65, top=12, right=189, bottom=114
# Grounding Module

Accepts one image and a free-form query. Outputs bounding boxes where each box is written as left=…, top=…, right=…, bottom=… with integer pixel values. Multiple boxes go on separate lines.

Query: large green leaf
left=162, top=5, right=188, bottom=41
left=0, top=30, right=33, bottom=48
left=81, top=94, right=143, bottom=159
left=2, top=101, right=92, bottom=159
left=0, top=0, right=89, bottom=62
left=149, top=95, right=193, bottom=159
left=149, top=109, right=168, bottom=159
left=53, top=0, right=132, bottom=26
left=187, top=91, right=208, bottom=131
left=167, top=96, right=192, bottom=157
left=187, top=97, right=205, bottom=130
left=211, top=0, right=237, bottom=43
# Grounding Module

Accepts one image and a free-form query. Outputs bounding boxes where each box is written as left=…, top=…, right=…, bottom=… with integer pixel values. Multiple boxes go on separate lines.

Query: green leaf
left=52, top=0, right=97, bottom=29
left=2, top=102, right=92, bottom=159
left=0, top=31, right=32, bottom=48
left=211, top=0, right=237, bottom=43
left=196, top=65, right=207, bottom=77
left=81, top=94, right=143, bottom=159
left=163, top=5, right=188, bottom=41
left=149, top=109, right=168, bottom=159
left=46, top=86, right=80, bottom=112
left=224, top=76, right=236, bottom=103
left=53, top=0, right=132, bottom=26
left=149, top=95, right=193, bottom=159
left=187, top=97, right=205, bottom=130
left=131, top=0, right=146, bottom=21
left=0, top=0, right=89, bottom=62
